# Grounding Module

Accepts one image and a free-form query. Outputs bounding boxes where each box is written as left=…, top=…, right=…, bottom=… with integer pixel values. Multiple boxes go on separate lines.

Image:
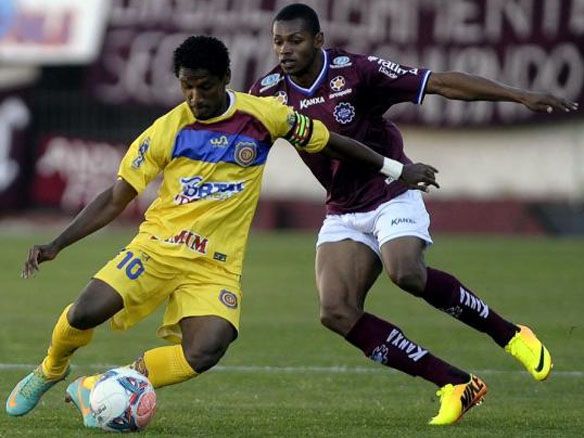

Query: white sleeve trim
left=415, top=70, right=432, bottom=105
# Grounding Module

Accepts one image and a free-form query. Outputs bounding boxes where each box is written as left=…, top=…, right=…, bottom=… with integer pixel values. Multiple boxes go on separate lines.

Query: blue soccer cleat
left=65, top=376, right=99, bottom=428
left=6, top=366, right=70, bottom=416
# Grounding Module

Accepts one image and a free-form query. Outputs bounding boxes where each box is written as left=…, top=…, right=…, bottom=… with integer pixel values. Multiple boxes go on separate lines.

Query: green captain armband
left=284, top=111, right=314, bottom=149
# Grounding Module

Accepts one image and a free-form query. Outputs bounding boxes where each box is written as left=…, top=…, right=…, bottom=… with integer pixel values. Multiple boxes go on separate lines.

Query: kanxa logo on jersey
left=300, top=95, right=325, bottom=109
left=132, top=137, right=150, bottom=169
left=174, top=176, right=244, bottom=204
left=391, top=217, right=416, bottom=226
left=163, top=229, right=208, bottom=254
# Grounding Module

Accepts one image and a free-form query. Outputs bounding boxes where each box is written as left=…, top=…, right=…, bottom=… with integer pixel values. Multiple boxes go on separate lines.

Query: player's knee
left=388, top=267, right=426, bottom=296
left=67, top=303, right=99, bottom=330
left=182, top=343, right=228, bottom=374
left=319, top=301, right=356, bottom=334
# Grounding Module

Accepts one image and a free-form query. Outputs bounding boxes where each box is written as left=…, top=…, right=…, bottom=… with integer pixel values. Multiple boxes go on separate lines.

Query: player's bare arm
left=324, top=131, right=439, bottom=191
left=22, top=178, right=137, bottom=279
left=426, top=71, right=579, bottom=113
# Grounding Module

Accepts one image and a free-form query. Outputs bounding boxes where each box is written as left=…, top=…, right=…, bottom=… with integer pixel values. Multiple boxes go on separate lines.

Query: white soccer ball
left=89, top=367, right=157, bottom=432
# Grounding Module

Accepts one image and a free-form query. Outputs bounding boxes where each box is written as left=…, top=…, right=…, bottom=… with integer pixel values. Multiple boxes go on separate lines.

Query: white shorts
left=316, top=190, right=433, bottom=257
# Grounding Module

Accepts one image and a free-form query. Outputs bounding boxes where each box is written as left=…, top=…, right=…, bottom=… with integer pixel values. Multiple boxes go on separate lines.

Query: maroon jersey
left=249, top=48, right=431, bottom=215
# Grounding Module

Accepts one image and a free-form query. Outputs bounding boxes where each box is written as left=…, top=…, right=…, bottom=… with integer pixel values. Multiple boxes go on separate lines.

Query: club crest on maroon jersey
left=274, top=90, right=288, bottom=104
left=333, top=102, right=355, bottom=125
left=330, top=76, right=346, bottom=92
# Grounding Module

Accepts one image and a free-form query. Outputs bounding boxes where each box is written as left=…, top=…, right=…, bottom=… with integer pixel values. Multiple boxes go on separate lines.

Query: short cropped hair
left=273, top=3, right=321, bottom=35
left=173, top=35, right=230, bottom=78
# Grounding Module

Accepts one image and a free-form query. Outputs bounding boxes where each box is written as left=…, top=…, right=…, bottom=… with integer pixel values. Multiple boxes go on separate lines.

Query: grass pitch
left=0, top=230, right=583, bottom=437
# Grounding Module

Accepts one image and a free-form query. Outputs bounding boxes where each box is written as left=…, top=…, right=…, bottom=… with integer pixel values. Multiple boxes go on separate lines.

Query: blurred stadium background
left=1, top=0, right=583, bottom=233
left=1, top=1, right=584, bottom=436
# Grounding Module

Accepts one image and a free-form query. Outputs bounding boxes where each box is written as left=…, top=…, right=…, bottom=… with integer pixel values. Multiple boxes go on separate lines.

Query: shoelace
left=19, top=370, right=51, bottom=400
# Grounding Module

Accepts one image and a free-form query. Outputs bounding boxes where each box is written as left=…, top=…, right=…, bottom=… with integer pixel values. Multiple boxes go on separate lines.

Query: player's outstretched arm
left=324, top=131, right=439, bottom=191
left=21, top=178, right=137, bottom=279
left=426, top=71, right=579, bottom=113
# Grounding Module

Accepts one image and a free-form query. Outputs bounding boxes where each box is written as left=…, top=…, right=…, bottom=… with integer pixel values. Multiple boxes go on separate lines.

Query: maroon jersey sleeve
left=249, top=80, right=261, bottom=96
left=355, top=54, right=431, bottom=107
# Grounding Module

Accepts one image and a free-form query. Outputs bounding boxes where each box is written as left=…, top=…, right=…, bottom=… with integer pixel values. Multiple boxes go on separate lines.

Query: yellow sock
left=134, top=345, right=197, bottom=388
left=41, top=304, right=94, bottom=379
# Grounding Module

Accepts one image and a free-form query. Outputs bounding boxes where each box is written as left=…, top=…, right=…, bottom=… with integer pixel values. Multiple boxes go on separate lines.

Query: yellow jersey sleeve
left=118, top=121, right=172, bottom=194
left=259, top=96, right=330, bottom=154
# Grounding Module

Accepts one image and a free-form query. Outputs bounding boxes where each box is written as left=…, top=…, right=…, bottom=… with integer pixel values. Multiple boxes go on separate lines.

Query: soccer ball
left=89, top=367, right=157, bottom=432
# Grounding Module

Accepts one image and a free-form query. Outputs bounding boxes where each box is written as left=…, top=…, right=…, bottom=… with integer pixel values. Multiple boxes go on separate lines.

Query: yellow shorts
left=93, top=239, right=242, bottom=344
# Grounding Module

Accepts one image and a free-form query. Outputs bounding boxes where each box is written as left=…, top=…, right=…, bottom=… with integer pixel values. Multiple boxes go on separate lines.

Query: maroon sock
left=345, top=313, right=469, bottom=387
left=424, top=267, right=518, bottom=347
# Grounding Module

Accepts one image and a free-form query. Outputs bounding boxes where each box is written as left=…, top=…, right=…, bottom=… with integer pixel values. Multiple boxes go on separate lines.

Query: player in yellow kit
left=5, top=35, right=439, bottom=428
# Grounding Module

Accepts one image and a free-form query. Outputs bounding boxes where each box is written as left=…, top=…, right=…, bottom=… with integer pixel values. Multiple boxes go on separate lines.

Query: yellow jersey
left=118, top=90, right=329, bottom=276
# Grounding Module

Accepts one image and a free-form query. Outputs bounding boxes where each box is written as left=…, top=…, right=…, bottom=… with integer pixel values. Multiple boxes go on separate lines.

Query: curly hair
left=173, top=35, right=230, bottom=78
left=273, top=3, right=321, bottom=35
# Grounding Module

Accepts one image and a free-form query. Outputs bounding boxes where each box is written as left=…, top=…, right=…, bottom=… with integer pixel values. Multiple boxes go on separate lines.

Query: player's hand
left=521, top=91, right=579, bottom=113
left=21, top=243, right=60, bottom=279
left=400, top=163, right=439, bottom=192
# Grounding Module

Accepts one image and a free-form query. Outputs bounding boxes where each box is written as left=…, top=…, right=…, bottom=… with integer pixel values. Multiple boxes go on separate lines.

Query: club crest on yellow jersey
left=219, top=289, right=238, bottom=309
left=234, top=141, right=257, bottom=167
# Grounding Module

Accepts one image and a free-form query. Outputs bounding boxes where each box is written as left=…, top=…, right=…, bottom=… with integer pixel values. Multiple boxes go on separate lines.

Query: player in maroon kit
left=249, top=3, right=579, bottom=426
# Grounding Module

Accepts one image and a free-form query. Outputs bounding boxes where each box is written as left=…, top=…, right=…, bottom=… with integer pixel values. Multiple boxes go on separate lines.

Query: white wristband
left=380, top=157, right=404, bottom=182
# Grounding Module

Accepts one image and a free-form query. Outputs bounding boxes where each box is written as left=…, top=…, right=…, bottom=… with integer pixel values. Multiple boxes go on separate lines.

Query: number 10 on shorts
left=116, top=251, right=145, bottom=280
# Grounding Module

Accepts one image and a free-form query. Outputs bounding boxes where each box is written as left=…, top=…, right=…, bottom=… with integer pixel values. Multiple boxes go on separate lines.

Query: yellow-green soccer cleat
left=429, top=374, right=488, bottom=426
left=65, top=376, right=99, bottom=428
left=505, top=325, right=552, bottom=381
left=6, top=366, right=70, bottom=416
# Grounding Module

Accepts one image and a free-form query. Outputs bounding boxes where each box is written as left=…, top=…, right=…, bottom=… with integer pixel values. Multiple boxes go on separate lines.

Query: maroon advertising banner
left=0, top=89, right=32, bottom=210
left=30, top=135, right=158, bottom=217
left=89, top=0, right=584, bottom=126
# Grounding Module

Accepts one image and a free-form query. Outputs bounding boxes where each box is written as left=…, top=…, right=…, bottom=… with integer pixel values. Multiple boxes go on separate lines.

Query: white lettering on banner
left=102, top=0, right=584, bottom=44
left=0, top=98, right=30, bottom=191
left=34, top=137, right=158, bottom=213
left=416, top=43, right=584, bottom=125
left=91, top=0, right=584, bottom=126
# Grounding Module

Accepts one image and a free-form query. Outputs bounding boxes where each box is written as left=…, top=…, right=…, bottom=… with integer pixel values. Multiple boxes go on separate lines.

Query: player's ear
left=314, top=32, right=324, bottom=49
left=223, top=68, right=231, bottom=86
